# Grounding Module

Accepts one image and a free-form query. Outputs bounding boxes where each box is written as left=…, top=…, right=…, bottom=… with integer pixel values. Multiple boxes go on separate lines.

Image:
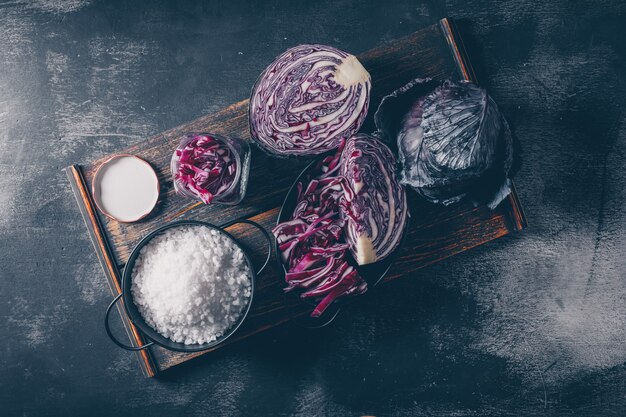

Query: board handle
left=105, top=294, right=155, bottom=351
left=221, top=219, right=273, bottom=276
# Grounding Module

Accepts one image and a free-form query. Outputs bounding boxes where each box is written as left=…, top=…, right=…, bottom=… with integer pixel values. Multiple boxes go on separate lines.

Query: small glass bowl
left=170, top=132, right=251, bottom=205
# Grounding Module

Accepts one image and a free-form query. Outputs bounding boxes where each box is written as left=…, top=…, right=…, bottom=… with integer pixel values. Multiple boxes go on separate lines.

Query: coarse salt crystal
left=131, top=225, right=252, bottom=345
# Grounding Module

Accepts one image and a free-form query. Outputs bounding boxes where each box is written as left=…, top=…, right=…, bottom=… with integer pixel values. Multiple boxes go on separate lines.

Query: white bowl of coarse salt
left=107, top=221, right=263, bottom=352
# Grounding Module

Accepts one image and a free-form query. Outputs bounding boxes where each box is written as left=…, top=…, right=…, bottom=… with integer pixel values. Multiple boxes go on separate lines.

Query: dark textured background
left=1, top=1, right=625, bottom=416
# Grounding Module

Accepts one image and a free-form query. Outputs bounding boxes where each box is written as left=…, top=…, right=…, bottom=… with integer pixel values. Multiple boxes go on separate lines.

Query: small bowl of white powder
left=104, top=219, right=271, bottom=352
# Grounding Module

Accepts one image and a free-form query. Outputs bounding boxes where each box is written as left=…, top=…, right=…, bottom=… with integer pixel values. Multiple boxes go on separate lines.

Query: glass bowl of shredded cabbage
left=170, top=132, right=251, bottom=205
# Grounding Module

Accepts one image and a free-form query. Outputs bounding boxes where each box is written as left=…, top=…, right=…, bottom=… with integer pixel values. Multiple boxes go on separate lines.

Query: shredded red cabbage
left=272, top=141, right=367, bottom=317
left=173, top=134, right=237, bottom=204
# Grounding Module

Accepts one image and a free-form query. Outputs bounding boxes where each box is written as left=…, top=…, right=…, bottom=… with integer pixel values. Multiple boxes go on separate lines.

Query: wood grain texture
left=68, top=18, right=526, bottom=375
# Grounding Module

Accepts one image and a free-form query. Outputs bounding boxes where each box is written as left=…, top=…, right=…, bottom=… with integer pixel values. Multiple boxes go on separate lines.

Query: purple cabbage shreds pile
left=272, top=142, right=367, bottom=318
left=174, top=134, right=237, bottom=204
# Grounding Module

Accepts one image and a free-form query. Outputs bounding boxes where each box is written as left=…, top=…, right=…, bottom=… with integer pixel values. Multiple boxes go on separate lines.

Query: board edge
left=439, top=17, right=528, bottom=231
left=65, top=165, right=159, bottom=377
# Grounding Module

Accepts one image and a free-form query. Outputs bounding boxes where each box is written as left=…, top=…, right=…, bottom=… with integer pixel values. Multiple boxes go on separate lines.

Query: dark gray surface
left=1, top=1, right=625, bottom=416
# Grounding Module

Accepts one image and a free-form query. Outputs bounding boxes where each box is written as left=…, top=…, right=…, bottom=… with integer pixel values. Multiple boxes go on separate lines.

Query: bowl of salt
left=104, top=219, right=272, bottom=353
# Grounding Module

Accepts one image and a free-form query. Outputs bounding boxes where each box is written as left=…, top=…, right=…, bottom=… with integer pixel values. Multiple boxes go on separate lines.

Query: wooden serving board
left=66, top=18, right=527, bottom=377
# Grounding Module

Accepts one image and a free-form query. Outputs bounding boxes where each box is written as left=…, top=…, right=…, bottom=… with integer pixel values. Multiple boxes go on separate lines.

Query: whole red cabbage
left=249, top=44, right=371, bottom=156
left=374, top=78, right=515, bottom=209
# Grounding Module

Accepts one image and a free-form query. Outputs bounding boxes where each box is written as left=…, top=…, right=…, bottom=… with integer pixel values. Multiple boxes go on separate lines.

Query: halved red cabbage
left=374, top=78, right=516, bottom=209
left=173, top=134, right=237, bottom=204
left=249, top=44, right=371, bottom=156
left=272, top=143, right=367, bottom=317
left=340, top=134, right=409, bottom=265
